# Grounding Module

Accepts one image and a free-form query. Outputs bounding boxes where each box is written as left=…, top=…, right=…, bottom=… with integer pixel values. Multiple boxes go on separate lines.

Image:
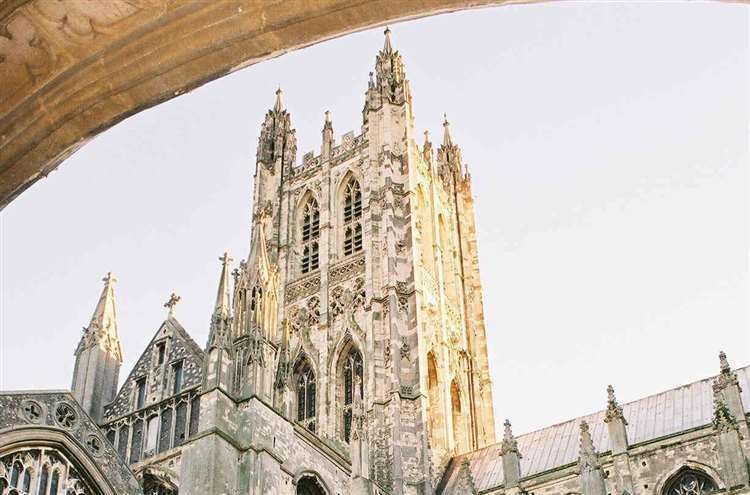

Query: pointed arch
left=299, top=193, right=320, bottom=275
left=451, top=378, right=468, bottom=453
left=293, top=354, right=317, bottom=433
left=427, top=351, right=447, bottom=452
left=328, top=332, right=365, bottom=443
left=655, top=462, right=725, bottom=495
left=337, top=171, right=364, bottom=257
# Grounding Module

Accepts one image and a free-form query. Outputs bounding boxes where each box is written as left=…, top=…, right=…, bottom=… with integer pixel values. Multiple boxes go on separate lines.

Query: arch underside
left=0, top=0, right=585, bottom=209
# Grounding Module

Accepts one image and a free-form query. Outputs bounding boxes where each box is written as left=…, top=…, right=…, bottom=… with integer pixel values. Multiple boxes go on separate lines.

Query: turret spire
left=273, top=87, right=284, bottom=113
left=71, top=273, right=123, bottom=422
left=214, top=252, right=233, bottom=316
left=442, top=114, right=453, bottom=146
left=76, top=272, right=122, bottom=362
left=383, top=26, right=393, bottom=54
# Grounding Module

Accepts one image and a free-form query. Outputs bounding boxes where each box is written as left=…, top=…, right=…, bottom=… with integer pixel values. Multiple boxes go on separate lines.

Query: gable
left=102, top=318, right=204, bottom=422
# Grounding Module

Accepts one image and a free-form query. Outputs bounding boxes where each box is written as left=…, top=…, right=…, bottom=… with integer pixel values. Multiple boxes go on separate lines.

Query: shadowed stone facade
left=1, top=30, right=749, bottom=495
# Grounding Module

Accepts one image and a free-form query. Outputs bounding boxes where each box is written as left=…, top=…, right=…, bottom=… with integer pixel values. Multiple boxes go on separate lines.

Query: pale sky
left=1, top=2, right=748, bottom=438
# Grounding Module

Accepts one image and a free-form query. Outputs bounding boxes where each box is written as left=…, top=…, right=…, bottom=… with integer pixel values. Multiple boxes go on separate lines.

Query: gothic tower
left=71, top=272, right=123, bottom=423
left=182, top=29, right=495, bottom=495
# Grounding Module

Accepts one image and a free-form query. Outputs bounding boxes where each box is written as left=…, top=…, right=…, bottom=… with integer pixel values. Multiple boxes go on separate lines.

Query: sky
left=1, top=2, right=748, bottom=438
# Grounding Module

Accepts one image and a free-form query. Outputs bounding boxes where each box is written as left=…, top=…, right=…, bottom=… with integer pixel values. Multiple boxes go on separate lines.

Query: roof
left=441, top=366, right=750, bottom=493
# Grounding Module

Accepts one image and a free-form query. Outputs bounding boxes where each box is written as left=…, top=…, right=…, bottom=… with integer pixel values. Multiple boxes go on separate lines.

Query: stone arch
left=653, top=462, right=725, bottom=495
left=292, top=352, right=317, bottom=433
left=294, top=471, right=330, bottom=495
left=450, top=378, right=468, bottom=454
left=135, top=465, right=179, bottom=495
left=329, top=333, right=365, bottom=442
left=0, top=425, right=143, bottom=495
left=426, top=351, right=448, bottom=452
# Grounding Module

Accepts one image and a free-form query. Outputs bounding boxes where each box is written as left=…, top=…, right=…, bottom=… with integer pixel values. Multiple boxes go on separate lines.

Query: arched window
left=294, top=360, right=316, bottom=432
left=342, top=179, right=363, bottom=256
left=301, top=198, right=320, bottom=273
left=427, top=352, right=446, bottom=451
left=341, top=347, right=363, bottom=443
left=664, top=469, right=718, bottom=495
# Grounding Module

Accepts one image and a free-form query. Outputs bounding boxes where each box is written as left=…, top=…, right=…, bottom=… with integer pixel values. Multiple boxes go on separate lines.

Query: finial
left=102, top=272, right=117, bottom=285
left=383, top=26, right=393, bottom=53
left=163, top=292, right=181, bottom=318
left=273, top=87, right=284, bottom=112
left=579, top=421, right=594, bottom=451
left=220, top=251, right=233, bottom=265
left=423, top=130, right=431, bottom=143
left=501, top=419, right=518, bottom=454
left=442, top=113, right=453, bottom=146
left=605, top=384, right=627, bottom=424
left=369, top=71, right=374, bottom=86
left=325, top=110, right=331, bottom=123
left=719, top=350, right=731, bottom=373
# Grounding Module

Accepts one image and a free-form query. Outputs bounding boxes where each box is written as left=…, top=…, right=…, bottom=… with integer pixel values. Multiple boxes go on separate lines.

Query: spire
left=578, top=421, right=606, bottom=495
left=273, top=87, right=284, bottom=113
left=442, top=114, right=453, bottom=147
left=214, top=252, right=233, bottom=317
left=383, top=26, right=393, bottom=54
left=163, top=292, right=181, bottom=319
left=76, top=272, right=122, bottom=362
left=578, top=421, right=599, bottom=470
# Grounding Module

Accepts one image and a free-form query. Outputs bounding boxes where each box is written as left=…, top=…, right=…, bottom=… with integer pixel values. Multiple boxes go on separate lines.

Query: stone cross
left=164, top=292, right=181, bottom=318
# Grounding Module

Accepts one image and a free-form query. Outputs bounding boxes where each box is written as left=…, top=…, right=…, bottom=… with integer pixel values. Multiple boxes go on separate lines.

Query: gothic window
left=294, top=360, right=316, bottom=433
left=117, top=424, right=129, bottom=460
left=342, top=178, right=363, bottom=256
left=10, top=461, right=21, bottom=486
left=22, top=469, right=31, bottom=492
left=158, top=409, right=173, bottom=453
left=427, top=352, right=447, bottom=452
left=664, top=469, right=718, bottom=495
left=174, top=402, right=188, bottom=446
left=341, top=347, right=363, bottom=443
left=135, top=378, right=146, bottom=409
left=172, top=360, right=183, bottom=394
left=301, top=198, right=320, bottom=274
left=156, top=342, right=166, bottom=365
left=130, top=419, right=144, bottom=464
left=145, top=415, right=159, bottom=455
left=189, top=396, right=201, bottom=438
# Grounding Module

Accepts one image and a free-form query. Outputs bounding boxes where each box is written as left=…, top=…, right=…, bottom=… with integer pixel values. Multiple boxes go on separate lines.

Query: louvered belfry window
left=301, top=198, right=320, bottom=274
left=343, top=179, right=363, bottom=256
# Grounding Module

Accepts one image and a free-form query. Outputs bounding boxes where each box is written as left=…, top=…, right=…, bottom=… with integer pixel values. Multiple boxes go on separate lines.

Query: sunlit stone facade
left=1, top=30, right=749, bottom=495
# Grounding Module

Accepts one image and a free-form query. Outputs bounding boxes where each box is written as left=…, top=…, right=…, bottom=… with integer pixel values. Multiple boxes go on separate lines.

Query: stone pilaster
left=713, top=396, right=750, bottom=488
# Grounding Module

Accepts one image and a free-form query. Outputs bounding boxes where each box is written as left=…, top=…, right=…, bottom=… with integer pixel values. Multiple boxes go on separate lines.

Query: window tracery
left=343, top=179, right=363, bottom=256
left=294, top=360, right=317, bottom=433
left=341, top=347, right=363, bottom=443
left=301, top=198, right=320, bottom=274
left=0, top=448, right=91, bottom=495
left=664, top=469, right=718, bottom=495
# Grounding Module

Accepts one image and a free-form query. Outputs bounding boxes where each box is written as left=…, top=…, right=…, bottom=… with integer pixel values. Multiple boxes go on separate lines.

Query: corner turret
left=71, top=272, right=123, bottom=422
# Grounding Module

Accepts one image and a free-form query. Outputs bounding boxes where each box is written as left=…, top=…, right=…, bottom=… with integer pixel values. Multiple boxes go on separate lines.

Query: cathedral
left=1, top=30, right=749, bottom=495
